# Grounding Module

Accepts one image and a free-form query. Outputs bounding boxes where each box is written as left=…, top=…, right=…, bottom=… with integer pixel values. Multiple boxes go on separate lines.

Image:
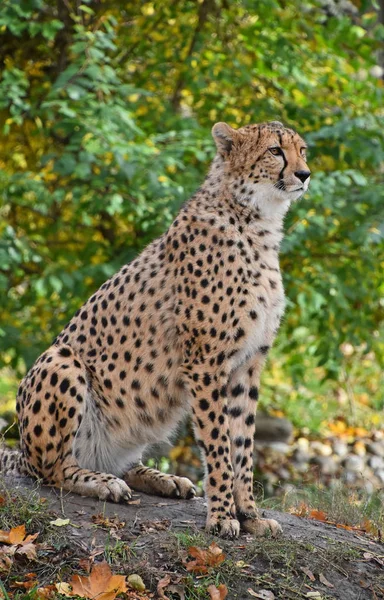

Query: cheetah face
left=212, top=120, right=310, bottom=211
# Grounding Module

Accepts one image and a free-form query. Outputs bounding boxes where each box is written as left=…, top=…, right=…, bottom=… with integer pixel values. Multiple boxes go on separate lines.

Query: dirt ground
left=1, top=475, right=384, bottom=600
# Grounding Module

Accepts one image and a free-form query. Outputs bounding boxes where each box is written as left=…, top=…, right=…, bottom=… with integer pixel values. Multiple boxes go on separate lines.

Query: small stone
left=297, top=437, right=310, bottom=451
left=311, top=456, right=338, bottom=476
left=292, top=448, right=310, bottom=464
left=368, top=455, right=384, bottom=471
left=376, top=470, right=384, bottom=484
left=366, top=441, right=384, bottom=457
left=353, top=441, right=366, bottom=457
left=332, top=440, right=348, bottom=458
left=311, top=441, right=332, bottom=457
left=343, top=455, right=365, bottom=473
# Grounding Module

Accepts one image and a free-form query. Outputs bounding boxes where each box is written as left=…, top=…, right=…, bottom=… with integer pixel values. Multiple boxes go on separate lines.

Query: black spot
left=32, top=400, right=41, bottom=414
left=50, top=373, right=58, bottom=386
left=59, top=347, right=71, bottom=357
left=249, top=386, right=259, bottom=400
left=60, top=379, right=70, bottom=394
left=231, top=384, right=245, bottom=397
left=34, top=425, right=42, bottom=437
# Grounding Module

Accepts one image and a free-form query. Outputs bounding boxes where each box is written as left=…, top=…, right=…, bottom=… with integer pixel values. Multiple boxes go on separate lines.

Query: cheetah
left=0, top=120, right=310, bottom=538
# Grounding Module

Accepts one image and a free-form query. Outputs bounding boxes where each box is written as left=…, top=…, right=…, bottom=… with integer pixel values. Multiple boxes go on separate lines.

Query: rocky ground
left=0, top=475, right=383, bottom=600
left=164, top=420, right=384, bottom=500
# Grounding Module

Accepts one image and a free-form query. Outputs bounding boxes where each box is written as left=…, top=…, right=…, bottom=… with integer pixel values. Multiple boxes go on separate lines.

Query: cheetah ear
left=212, top=122, right=237, bottom=157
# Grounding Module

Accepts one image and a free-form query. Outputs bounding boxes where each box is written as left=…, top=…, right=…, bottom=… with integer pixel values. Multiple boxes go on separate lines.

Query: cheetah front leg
left=228, top=357, right=282, bottom=537
left=184, top=364, right=239, bottom=538
left=123, top=464, right=195, bottom=499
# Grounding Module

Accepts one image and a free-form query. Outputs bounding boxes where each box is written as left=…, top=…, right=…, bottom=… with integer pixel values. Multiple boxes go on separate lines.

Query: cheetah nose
left=294, top=170, right=311, bottom=183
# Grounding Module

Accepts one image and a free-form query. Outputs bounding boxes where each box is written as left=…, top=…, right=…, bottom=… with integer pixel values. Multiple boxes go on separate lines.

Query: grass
left=261, top=481, right=384, bottom=534
left=0, top=479, right=55, bottom=535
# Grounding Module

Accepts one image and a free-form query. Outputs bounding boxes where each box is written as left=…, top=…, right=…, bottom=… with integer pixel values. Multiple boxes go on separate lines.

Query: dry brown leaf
left=309, top=510, right=327, bottom=522
left=36, top=585, right=57, bottom=599
left=207, top=584, right=228, bottom=600
left=78, top=558, right=92, bottom=572
left=157, top=575, right=171, bottom=600
left=0, top=551, right=13, bottom=573
left=0, top=524, right=26, bottom=544
left=61, top=561, right=127, bottom=600
left=139, top=519, right=170, bottom=533
left=301, top=567, right=316, bottom=581
left=92, top=514, right=125, bottom=530
left=185, top=542, right=225, bottom=574
left=10, top=579, right=37, bottom=590
left=319, top=573, right=334, bottom=588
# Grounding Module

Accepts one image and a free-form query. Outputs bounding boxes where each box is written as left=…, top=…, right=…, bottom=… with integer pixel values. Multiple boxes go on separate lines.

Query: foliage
left=0, top=0, right=383, bottom=427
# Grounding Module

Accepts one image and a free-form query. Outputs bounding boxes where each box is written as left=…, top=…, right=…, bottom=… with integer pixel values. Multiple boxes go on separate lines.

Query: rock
left=256, top=441, right=290, bottom=454
left=367, top=455, right=384, bottom=471
left=292, top=448, right=310, bottom=464
left=375, top=470, right=384, bottom=484
left=332, top=440, right=348, bottom=458
left=352, top=441, right=366, bottom=457
left=366, top=441, right=384, bottom=457
left=310, top=456, right=338, bottom=476
left=311, top=441, right=333, bottom=457
left=255, top=414, right=293, bottom=443
left=343, top=455, right=365, bottom=473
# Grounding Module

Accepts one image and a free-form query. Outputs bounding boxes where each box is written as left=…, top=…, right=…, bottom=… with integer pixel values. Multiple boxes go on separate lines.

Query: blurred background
left=0, top=0, right=383, bottom=508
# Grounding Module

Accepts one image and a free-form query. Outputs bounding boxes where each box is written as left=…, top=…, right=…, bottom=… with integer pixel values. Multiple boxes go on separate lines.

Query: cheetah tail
left=0, top=447, right=28, bottom=475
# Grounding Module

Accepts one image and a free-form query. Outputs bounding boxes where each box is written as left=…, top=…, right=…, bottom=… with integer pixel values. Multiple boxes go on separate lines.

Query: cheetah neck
left=189, top=171, right=286, bottom=250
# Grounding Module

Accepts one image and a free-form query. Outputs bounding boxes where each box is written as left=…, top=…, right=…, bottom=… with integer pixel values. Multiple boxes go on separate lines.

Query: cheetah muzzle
left=0, top=120, right=310, bottom=538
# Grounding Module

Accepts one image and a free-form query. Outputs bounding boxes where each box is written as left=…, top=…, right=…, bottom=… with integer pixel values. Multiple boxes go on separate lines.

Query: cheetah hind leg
left=123, top=465, right=196, bottom=499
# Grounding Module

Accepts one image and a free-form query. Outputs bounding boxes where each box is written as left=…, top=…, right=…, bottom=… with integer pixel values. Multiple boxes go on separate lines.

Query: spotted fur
left=0, top=121, right=310, bottom=537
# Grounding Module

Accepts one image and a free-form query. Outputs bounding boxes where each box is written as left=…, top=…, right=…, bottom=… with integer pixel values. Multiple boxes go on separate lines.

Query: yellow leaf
left=50, top=518, right=70, bottom=527
left=128, top=574, right=146, bottom=591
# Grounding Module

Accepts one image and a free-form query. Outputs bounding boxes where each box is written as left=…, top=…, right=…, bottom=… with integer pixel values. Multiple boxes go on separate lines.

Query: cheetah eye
left=269, top=147, right=283, bottom=156
left=300, top=147, right=307, bottom=158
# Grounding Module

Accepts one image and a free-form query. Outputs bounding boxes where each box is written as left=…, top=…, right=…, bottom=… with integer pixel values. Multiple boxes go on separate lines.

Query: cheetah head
left=212, top=120, right=310, bottom=214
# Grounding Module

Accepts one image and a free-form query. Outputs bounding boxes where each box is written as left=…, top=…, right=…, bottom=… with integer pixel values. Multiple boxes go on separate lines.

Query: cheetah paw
left=206, top=516, right=240, bottom=538
left=241, top=517, right=282, bottom=537
left=95, top=477, right=132, bottom=503
left=157, top=475, right=196, bottom=499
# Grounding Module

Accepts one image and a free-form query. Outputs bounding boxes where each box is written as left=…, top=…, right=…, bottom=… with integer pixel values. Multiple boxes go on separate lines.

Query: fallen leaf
left=78, top=558, right=92, bottom=572
left=50, top=518, right=70, bottom=527
left=247, top=590, right=275, bottom=599
left=184, top=542, right=225, bottom=574
left=319, top=573, right=334, bottom=588
left=92, top=514, right=125, bottom=530
left=306, top=593, right=322, bottom=599
left=0, top=524, right=26, bottom=544
left=157, top=575, right=171, bottom=600
left=139, top=519, right=170, bottom=533
left=207, top=584, right=228, bottom=599
left=128, top=574, right=145, bottom=592
left=309, top=510, right=327, bottom=522
left=236, top=560, right=250, bottom=568
left=36, top=585, right=57, bottom=599
left=55, top=582, right=73, bottom=595
left=301, top=567, right=315, bottom=581
left=11, top=579, right=37, bottom=590
left=60, top=561, right=127, bottom=600
left=0, top=552, right=13, bottom=573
